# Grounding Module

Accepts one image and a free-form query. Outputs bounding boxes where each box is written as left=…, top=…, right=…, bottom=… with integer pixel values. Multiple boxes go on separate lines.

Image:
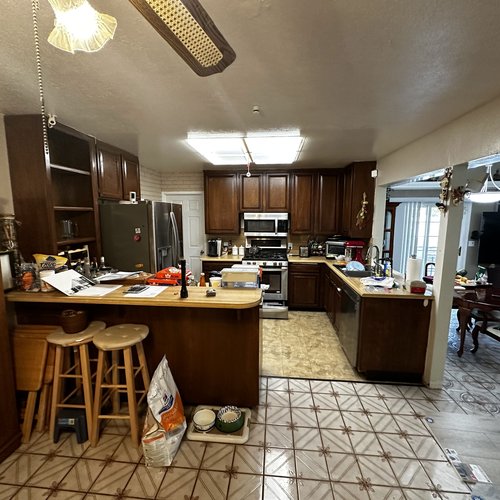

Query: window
left=393, top=202, right=441, bottom=276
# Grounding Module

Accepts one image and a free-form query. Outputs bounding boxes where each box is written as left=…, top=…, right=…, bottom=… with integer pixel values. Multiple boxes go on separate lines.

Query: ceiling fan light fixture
left=47, top=0, right=117, bottom=54
left=129, top=0, right=236, bottom=76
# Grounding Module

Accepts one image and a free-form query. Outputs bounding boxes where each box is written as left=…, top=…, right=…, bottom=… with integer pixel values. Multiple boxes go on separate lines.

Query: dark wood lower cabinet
left=357, top=297, right=431, bottom=380
left=291, top=263, right=432, bottom=382
left=288, top=263, right=322, bottom=310
left=0, top=281, right=21, bottom=461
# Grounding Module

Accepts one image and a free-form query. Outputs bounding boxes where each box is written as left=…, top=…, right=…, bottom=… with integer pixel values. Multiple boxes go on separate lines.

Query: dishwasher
left=336, top=284, right=360, bottom=367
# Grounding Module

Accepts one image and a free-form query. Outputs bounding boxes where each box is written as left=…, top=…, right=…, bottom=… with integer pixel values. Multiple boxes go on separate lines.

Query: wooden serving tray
left=186, top=405, right=250, bottom=444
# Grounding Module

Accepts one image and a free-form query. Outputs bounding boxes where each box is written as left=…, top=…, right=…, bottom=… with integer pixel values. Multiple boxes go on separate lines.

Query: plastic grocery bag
left=142, top=356, right=186, bottom=467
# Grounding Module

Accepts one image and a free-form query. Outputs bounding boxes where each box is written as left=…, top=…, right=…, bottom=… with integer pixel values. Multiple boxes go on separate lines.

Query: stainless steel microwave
left=243, top=213, right=289, bottom=237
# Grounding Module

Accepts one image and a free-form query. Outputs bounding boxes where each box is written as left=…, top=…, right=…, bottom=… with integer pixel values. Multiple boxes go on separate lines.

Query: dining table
left=453, top=285, right=500, bottom=356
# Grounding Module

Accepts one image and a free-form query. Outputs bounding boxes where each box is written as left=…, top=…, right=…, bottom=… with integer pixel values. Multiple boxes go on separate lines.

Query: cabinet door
left=0, top=279, right=21, bottom=461
left=122, top=154, right=141, bottom=201
left=288, top=264, right=321, bottom=309
left=265, top=173, right=289, bottom=212
left=204, top=172, right=240, bottom=234
left=97, top=142, right=123, bottom=200
left=240, top=173, right=263, bottom=212
left=290, top=172, right=315, bottom=234
left=343, top=162, right=376, bottom=239
left=316, top=171, right=341, bottom=235
left=340, top=167, right=353, bottom=236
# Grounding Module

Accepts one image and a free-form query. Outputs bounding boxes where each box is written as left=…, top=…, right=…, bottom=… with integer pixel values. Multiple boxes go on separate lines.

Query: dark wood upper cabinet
left=97, top=142, right=141, bottom=201
left=122, top=154, right=141, bottom=201
left=4, top=115, right=100, bottom=259
left=290, top=172, right=315, bottom=234
left=240, top=172, right=289, bottom=212
left=96, top=142, right=124, bottom=200
left=265, top=172, right=289, bottom=212
left=240, top=173, right=263, bottom=212
left=341, top=161, right=376, bottom=239
left=204, top=171, right=240, bottom=234
left=316, top=171, right=342, bottom=235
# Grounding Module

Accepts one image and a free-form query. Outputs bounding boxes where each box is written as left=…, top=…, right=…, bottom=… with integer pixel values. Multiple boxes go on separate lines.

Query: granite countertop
left=201, top=255, right=243, bottom=262
left=288, top=255, right=433, bottom=299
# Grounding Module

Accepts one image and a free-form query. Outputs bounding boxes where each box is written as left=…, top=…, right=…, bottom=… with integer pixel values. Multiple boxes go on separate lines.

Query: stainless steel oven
left=242, top=236, right=288, bottom=319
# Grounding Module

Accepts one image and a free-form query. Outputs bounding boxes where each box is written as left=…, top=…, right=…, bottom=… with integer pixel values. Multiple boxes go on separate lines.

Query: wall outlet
left=288, top=242, right=293, bottom=250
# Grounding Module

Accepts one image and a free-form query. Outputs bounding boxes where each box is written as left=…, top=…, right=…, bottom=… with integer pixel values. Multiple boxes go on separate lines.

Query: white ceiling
left=2, top=0, right=500, bottom=173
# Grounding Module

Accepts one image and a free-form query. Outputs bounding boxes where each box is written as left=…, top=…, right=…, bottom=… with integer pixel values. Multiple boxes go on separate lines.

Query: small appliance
left=325, top=239, right=348, bottom=259
left=299, top=246, right=309, bottom=258
left=243, top=213, right=288, bottom=237
left=345, top=240, right=365, bottom=263
left=207, top=239, right=221, bottom=257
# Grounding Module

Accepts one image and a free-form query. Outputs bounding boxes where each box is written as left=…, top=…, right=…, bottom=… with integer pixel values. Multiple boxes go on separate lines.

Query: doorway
left=162, top=192, right=205, bottom=278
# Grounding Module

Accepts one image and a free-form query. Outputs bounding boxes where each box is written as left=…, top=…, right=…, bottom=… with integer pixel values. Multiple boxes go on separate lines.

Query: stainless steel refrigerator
left=99, top=201, right=183, bottom=273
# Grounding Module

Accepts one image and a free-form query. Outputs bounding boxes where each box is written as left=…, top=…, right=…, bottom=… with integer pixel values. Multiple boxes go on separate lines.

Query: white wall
left=376, top=97, right=500, bottom=388
left=377, top=96, right=500, bottom=186
left=0, top=115, right=13, bottom=214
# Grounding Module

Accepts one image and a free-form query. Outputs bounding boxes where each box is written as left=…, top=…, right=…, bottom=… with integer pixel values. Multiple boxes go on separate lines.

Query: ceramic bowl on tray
left=192, top=408, right=216, bottom=432
left=215, top=406, right=244, bottom=433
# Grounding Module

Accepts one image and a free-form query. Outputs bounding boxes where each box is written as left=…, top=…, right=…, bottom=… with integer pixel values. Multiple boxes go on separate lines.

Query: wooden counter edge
left=5, top=286, right=262, bottom=309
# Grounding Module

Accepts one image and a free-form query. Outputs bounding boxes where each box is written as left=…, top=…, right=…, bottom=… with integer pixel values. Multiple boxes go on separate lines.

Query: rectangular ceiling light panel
left=187, top=137, right=250, bottom=165
left=186, top=135, right=304, bottom=165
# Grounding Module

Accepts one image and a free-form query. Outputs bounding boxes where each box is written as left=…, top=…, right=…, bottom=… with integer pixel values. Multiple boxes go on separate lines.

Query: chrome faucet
left=366, top=244, right=381, bottom=276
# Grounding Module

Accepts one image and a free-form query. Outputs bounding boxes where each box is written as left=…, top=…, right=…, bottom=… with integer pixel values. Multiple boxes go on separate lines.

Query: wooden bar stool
left=47, top=321, right=106, bottom=443
left=91, top=324, right=150, bottom=447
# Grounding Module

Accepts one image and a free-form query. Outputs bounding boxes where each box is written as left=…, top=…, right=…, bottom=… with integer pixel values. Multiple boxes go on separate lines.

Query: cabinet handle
left=336, top=287, right=341, bottom=292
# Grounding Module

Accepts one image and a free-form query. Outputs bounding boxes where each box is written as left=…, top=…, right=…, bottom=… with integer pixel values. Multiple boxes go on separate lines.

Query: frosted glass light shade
left=47, top=0, right=117, bottom=54
left=467, top=191, right=500, bottom=203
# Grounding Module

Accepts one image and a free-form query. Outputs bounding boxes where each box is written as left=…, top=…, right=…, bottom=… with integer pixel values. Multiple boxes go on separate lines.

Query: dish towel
left=360, top=277, right=395, bottom=288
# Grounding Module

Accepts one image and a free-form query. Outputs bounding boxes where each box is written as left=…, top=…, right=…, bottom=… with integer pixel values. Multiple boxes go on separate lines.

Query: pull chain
left=31, top=0, right=50, bottom=157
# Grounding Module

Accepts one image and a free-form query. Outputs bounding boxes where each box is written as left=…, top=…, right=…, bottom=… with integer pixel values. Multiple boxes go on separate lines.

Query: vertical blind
left=393, top=202, right=441, bottom=276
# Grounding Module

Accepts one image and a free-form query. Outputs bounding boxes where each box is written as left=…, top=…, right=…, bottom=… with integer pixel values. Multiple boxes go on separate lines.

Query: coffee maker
left=345, top=240, right=365, bottom=263
left=207, top=239, right=222, bottom=257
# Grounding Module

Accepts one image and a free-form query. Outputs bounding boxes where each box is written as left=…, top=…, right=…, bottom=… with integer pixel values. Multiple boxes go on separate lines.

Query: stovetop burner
left=244, top=249, right=287, bottom=261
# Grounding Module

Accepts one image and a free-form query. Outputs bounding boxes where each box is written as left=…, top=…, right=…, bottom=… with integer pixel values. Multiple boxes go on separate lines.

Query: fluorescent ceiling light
left=245, top=136, right=304, bottom=164
left=186, top=134, right=304, bottom=165
left=467, top=191, right=500, bottom=203
left=468, top=153, right=500, bottom=169
left=47, top=0, right=117, bottom=53
left=186, top=137, right=250, bottom=165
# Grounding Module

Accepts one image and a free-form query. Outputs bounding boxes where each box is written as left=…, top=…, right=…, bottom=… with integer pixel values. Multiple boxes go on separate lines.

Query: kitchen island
left=6, top=286, right=262, bottom=407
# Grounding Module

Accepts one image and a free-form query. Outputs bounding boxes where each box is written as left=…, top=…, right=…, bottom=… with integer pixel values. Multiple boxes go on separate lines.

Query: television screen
left=478, top=212, right=500, bottom=265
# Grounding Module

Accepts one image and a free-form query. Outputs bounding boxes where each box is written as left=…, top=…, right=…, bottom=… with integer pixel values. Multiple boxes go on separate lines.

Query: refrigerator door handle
left=170, top=211, right=180, bottom=266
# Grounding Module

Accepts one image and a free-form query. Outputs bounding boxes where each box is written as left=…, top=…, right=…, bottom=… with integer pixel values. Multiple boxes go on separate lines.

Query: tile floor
left=1, top=312, right=499, bottom=499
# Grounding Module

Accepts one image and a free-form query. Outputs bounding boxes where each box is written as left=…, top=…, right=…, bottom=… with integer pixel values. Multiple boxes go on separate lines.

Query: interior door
left=162, top=192, right=205, bottom=278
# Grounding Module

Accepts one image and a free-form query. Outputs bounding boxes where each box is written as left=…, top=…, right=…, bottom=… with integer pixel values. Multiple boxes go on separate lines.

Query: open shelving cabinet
left=5, top=115, right=101, bottom=262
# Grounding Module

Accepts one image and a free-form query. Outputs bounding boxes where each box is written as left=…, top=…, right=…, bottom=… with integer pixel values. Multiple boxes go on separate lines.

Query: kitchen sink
left=342, top=269, right=373, bottom=278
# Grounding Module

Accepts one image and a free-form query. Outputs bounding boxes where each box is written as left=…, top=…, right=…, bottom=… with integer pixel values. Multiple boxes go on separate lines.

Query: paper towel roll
left=406, top=256, right=422, bottom=284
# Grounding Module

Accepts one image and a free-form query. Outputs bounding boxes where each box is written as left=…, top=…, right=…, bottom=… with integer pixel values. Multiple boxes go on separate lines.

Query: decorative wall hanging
left=435, top=167, right=452, bottom=213
left=355, top=192, right=369, bottom=229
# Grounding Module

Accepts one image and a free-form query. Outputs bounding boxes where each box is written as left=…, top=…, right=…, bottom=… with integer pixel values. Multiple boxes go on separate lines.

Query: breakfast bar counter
left=6, top=287, right=262, bottom=407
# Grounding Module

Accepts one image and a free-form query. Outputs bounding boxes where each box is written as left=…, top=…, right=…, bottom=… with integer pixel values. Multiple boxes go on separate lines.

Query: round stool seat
left=93, top=324, right=149, bottom=351
left=47, top=321, right=106, bottom=346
